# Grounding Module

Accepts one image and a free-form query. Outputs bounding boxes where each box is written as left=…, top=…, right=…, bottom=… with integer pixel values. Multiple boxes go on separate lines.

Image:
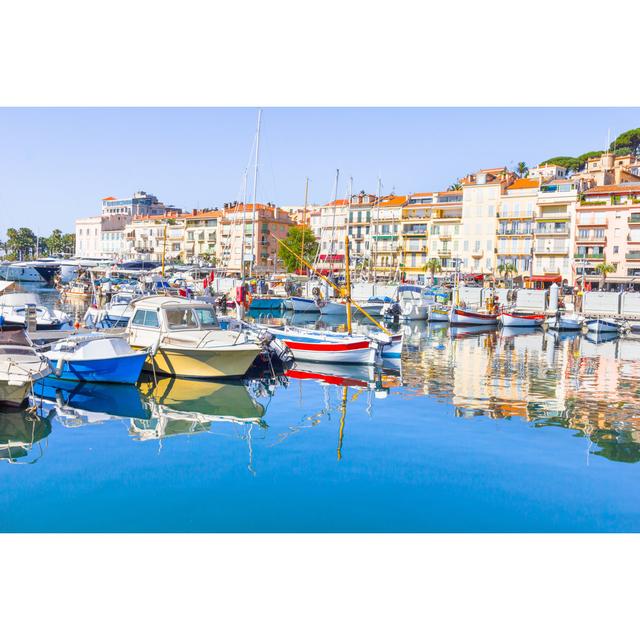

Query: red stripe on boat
left=284, top=340, right=371, bottom=351
left=285, top=369, right=367, bottom=387
left=453, top=309, right=497, bottom=319
left=502, top=313, right=544, bottom=320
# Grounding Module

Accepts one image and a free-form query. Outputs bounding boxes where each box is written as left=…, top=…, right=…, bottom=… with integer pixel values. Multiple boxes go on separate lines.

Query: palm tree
left=516, top=162, right=529, bottom=178
left=497, top=262, right=518, bottom=287
left=594, top=261, right=616, bottom=289
left=448, top=182, right=462, bottom=191
left=424, top=257, right=442, bottom=285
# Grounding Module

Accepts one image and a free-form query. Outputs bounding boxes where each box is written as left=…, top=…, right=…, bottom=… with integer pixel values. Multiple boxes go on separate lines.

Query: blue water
left=2, top=286, right=640, bottom=532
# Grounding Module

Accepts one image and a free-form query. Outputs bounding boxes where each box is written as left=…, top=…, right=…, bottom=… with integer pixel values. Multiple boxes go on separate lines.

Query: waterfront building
left=574, top=183, right=640, bottom=286
left=532, top=179, right=580, bottom=286
left=460, top=168, right=516, bottom=276
left=124, top=213, right=186, bottom=262
left=528, top=164, right=567, bottom=181
left=217, top=203, right=294, bottom=273
left=183, top=209, right=221, bottom=263
left=496, top=178, right=537, bottom=282
left=347, top=192, right=377, bottom=264
left=371, top=194, right=406, bottom=277
left=75, top=216, right=103, bottom=257
left=311, top=199, right=349, bottom=272
left=572, top=152, right=640, bottom=187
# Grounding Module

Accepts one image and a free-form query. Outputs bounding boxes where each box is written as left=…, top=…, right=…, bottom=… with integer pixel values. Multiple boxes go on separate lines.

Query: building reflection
left=405, top=326, right=640, bottom=463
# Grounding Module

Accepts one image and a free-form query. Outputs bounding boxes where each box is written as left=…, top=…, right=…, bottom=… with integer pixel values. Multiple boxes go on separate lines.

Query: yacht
left=0, top=292, right=70, bottom=329
left=0, top=327, right=51, bottom=406
left=126, top=296, right=261, bottom=378
left=0, top=262, right=45, bottom=283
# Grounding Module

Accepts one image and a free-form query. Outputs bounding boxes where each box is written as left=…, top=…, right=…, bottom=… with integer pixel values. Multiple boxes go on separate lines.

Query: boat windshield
left=165, top=308, right=199, bottom=330
left=193, top=307, right=218, bottom=328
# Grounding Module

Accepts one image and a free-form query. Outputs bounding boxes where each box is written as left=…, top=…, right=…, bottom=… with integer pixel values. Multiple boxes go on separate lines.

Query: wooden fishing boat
left=498, top=311, right=545, bottom=328
left=585, top=318, right=621, bottom=336
left=449, top=306, right=498, bottom=326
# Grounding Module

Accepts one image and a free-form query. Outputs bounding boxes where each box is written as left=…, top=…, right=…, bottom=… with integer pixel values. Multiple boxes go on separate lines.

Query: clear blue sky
left=1, top=107, right=639, bottom=238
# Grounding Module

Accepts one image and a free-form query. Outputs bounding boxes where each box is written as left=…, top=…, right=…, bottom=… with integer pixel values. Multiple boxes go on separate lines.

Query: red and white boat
left=498, top=311, right=545, bottom=328
left=280, top=335, right=380, bottom=365
left=448, top=306, right=498, bottom=326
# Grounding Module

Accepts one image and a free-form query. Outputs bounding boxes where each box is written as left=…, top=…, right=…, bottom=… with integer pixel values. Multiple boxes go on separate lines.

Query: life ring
left=245, top=292, right=252, bottom=310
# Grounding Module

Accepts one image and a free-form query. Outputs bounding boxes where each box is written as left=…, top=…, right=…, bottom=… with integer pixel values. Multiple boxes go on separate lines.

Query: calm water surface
left=2, top=285, right=640, bottom=532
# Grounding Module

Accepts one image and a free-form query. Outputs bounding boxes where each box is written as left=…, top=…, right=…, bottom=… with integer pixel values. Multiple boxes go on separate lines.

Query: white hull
left=0, top=265, right=44, bottom=283
left=286, top=343, right=379, bottom=365
left=284, top=297, right=319, bottom=313
left=318, top=300, right=347, bottom=315
left=428, top=306, right=450, bottom=323
left=547, top=315, right=583, bottom=331
left=398, top=300, right=429, bottom=321
left=586, top=318, right=620, bottom=335
left=499, top=312, right=545, bottom=328
left=449, top=306, right=498, bottom=326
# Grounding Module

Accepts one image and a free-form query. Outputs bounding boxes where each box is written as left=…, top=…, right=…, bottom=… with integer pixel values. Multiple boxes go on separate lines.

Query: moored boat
left=498, top=311, right=545, bottom=328
left=428, top=305, right=450, bottom=323
left=282, top=296, right=319, bottom=313
left=0, top=327, right=51, bottom=406
left=0, top=292, right=69, bottom=330
left=449, top=305, right=498, bottom=326
left=42, top=334, right=148, bottom=384
left=585, top=317, right=621, bottom=336
left=546, top=313, right=584, bottom=332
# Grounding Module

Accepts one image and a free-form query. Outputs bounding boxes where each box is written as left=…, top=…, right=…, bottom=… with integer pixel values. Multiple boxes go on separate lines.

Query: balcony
left=471, top=249, right=484, bottom=259
left=576, top=237, right=606, bottom=245
left=536, top=225, right=568, bottom=235
left=438, top=249, right=451, bottom=257
left=626, top=252, right=640, bottom=261
left=439, top=233, right=452, bottom=241
left=630, top=214, right=640, bottom=224
left=574, top=253, right=604, bottom=261
left=497, top=229, right=533, bottom=236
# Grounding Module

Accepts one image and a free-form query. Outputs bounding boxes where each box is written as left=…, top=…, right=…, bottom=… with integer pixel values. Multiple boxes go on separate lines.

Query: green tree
left=423, top=257, right=442, bottom=285
left=5, top=227, right=37, bottom=260
left=516, top=162, right=529, bottom=177
left=448, top=182, right=462, bottom=191
left=61, top=233, right=76, bottom=255
left=278, top=225, right=318, bottom=273
left=497, top=262, right=518, bottom=287
left=609, top=128, right=640, bottom=156
left=594, top=260, right=616, bottom=287
left=46, top=229, right=66, bottom=255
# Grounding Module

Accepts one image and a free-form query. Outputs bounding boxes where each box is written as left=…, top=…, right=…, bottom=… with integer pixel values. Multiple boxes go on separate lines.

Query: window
left=463, top=240, right=469, bottom=251
left=166, top=308, right=198, bottom=329
left=194, top=307, right=218, bottom=327
left=132, top=309, right=160, bottom=328
left=614, top=245, right=619, bottom=254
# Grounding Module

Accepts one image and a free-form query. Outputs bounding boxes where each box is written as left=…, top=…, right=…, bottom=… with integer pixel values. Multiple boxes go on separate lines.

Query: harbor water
left=2, top=285, right=640, bottom=532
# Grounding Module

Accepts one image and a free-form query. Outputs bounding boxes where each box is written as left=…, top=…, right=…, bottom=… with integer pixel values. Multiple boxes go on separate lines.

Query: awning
left=525, top=275, right=562, bottom=283
left=318, top=254, right=344, bottom=262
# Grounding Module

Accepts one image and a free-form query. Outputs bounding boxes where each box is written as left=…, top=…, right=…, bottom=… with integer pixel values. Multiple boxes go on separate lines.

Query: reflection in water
left=403, top=326, right=640, bottom=464
left=0, top=406, right=52, bottom=464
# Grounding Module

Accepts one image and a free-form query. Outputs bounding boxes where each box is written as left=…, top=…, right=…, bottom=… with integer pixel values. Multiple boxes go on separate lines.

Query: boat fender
left=54, top=356, right=65, bottom=377
left=150, top=335, right=161, bottom=357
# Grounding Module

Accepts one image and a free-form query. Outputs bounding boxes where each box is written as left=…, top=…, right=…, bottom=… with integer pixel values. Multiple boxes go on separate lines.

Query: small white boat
left=0, top=292, right=69, bottom=330
left=0, top=262, right=46, bottom=283
left=382, top=285, right=435, bottom=321
left=499, top=311, right=545, bottom=328
left=546, top=313, right=583, bottom=332
left=585, top=318, right=621, bottom=336
left=0, top=327, right=51, bottom=406
left=317, top=299, right=348, bottom=315
left=283, top=296, right=319, bottom=313
left=449, top=306, right=498, bottom=326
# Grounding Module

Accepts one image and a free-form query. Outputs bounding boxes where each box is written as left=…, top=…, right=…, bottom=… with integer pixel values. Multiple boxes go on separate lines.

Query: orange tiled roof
left=378, top=195, right=407, bottom=207
left=102, top=196, right=117, bottom=201
left=410, top=192, right=434, bottom=197
left=323, top=199, right=349, bottom=207
left=507, top=178, right=540, bottom=191
left=584, top=183, right=640, bottom=195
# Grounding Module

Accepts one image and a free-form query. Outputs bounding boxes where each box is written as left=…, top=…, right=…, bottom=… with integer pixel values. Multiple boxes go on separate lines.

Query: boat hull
left=0, top=380, right=32, bottom=406
left=449, top=307, right=498, bottom=326
left=47, top=351, right=148, bottom=384
left=318, top=300, right=347, bottom=315
left=143, top=344, right=261, bottom=379
left=284, top=296, right=319, bottom=312
left=428, top=307, right=450, bottom=323
left=283, top=339, right=379, bottom=365
left=586, top=319, right=620, bottom=335
left=499, top=312, right=545, bottom=328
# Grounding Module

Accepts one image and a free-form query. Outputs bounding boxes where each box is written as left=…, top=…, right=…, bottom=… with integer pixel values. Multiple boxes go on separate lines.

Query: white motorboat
left=0, top=262, right=45, bottom=283
left=0, top=327, right=51, bottom=406
left=546, top=313, right=584, bottom=332
left=316, top=298, right=348, bottom=315
left=126, top=296, right=261, bottom=378
left=498, top=311, right=545, bottom=328
left=0, top=292, right=69, bottom=329
left=585, top=317, right=621, bottom=336
left=428, top=305, right=450, bottom=323
left=382, top=285, right=436, bottom=321
left=83, top=291, right=138, bottom=328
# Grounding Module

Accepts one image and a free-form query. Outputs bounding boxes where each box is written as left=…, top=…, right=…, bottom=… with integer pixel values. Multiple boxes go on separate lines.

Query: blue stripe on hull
left=48, top=352, right=147, bottom=384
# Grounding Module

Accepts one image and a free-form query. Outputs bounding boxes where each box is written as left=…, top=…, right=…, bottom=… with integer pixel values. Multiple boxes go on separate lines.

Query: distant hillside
left=540, top=127, right=640, bottom=173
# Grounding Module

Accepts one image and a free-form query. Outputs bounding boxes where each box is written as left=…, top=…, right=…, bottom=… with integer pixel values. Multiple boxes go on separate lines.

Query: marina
left=1, top=279, right=640, bottom=532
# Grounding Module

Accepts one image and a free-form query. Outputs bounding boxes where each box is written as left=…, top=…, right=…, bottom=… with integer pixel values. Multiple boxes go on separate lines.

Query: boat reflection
left=0, top=406, right=52, bottom=464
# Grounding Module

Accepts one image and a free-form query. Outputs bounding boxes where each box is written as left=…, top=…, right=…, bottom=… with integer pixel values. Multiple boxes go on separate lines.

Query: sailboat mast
left=371, top=177, right=382, bottom=282
left=301, top=176, right=309, bottom=274
left=240, top=169, right=248, bottom=281
left=329, top=169, right=339, bottom=276
left=249, top=108, right=262, bottom=278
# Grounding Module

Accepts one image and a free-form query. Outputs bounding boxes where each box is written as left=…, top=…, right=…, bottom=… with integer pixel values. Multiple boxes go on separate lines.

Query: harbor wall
left=582, top=291, right=620, bottom=315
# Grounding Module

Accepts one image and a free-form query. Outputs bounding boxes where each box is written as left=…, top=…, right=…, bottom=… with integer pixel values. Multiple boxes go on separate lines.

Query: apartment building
left=310, top=199, right=349, bottom=271
left=496, top=178, right=537, bottom=280
left=371, top=195, right=406, bottom=275
left=183, top=209, right=220, bottom=263
left=575, top=183, right=640, bottom=284
left=124, top=213, right=185, bottom=262
left=217, top=203, right=294, bottom=273
left=347, top=192, right=377, bottom=262
left=460, top=168, right=516, bottom=275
